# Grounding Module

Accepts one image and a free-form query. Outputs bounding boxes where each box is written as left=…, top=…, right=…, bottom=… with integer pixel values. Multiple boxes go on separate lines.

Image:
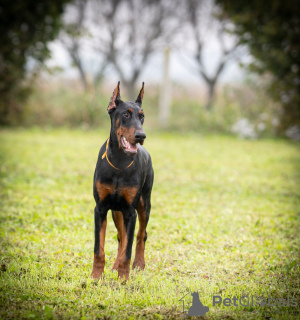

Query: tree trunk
left=204, top=80, right=216, bottom=111
left=93, top=60, right=108, bottom=89
left=78, top=63, right=88, bottom=92
left=124, top=80, right=137, bottom=101
left=76, top=58, right=88, bottom=92
left=71, top=51, right=89, bottom=92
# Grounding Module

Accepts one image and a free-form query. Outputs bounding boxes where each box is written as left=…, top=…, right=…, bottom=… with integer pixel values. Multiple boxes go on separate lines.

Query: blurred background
left=1, top=0, right=299, bottom=140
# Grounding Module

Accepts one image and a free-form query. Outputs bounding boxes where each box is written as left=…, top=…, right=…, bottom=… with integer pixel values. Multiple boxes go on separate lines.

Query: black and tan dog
left=91, top=82, right=154, bottom=280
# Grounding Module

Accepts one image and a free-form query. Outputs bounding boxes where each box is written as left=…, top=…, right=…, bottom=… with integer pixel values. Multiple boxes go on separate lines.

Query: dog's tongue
left=127, top=142, right=137, bottom=152
left=122, top=136, right=137, bottom=153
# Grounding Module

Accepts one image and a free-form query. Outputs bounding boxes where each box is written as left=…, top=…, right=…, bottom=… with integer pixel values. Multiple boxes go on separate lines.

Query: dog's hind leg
left=91, top=204, right=107, bottom=279
left=111, top=210, right=125, bottom=270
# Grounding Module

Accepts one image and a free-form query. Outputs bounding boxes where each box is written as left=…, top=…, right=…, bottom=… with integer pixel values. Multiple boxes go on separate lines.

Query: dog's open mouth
left=121, top=135, right=138, bottom=155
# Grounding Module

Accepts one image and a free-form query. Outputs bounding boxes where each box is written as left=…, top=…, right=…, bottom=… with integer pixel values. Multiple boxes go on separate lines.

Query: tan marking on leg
left=133, top=196, right=147, bottom=270
left=117, top=222, right=129, bottom=280
left=111, top=211, right=130, bottom=280
left=118, top=257, right=130, bottom=281
left=112, top=211, right=125, bottom=270
left=91, top=219, right=107, bottom=279
left=95, top=181, right=114, bottom=202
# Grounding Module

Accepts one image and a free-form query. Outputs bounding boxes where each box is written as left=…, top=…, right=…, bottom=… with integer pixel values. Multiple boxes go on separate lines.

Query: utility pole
left=159, top=47, right=172, bottom=127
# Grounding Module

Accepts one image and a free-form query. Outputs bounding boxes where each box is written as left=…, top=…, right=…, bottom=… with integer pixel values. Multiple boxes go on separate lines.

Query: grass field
left=0, top=129, right=299, bottom=319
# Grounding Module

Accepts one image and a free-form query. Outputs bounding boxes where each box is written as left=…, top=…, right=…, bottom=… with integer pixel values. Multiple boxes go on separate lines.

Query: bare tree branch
left=89, top=0, right=179, bottom=99
left=185, top=0, right=241, bottom=110
left=60, top=0, right=90, bottom=91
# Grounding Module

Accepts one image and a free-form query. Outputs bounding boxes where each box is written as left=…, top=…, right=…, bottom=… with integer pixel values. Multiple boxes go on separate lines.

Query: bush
left=19, top=76, right=281, bottom=138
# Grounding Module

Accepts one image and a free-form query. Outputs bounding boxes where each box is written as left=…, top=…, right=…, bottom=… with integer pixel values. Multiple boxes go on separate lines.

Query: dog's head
left=107, top=81, right=146, bottom=156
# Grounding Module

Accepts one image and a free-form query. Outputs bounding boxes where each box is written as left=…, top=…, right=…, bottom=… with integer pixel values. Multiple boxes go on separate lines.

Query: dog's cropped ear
left=107, top=81, right=122, bottom=113
left=135, top=82, right=145, bottom=105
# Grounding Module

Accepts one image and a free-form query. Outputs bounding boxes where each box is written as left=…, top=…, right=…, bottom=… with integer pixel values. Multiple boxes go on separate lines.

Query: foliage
left=0, top=0, right=69, bottom=125
left=216, top=0, right=300, bottom=133
left=0, top=129, right=299, bottom=319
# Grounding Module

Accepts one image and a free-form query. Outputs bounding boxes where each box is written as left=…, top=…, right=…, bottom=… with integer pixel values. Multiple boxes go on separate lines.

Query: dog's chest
left=95, top=179, right=139, bottom=208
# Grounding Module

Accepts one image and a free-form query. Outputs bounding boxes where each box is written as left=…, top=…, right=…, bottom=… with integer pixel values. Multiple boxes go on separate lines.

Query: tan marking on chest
left=96, top=181, right=115, bottom=201
left=119, top=186, right=138, bottom=204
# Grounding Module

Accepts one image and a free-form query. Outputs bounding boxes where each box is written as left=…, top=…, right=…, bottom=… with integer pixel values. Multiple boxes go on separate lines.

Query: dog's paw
left=132, top=259, right=145, bottom=271
left=112, top=260, right=119, bottom=271
left=90, top=268, right=104, bottom=279
left=118, top=270, right=129, bottom=281
left=118, top=262, right=130, bottom=280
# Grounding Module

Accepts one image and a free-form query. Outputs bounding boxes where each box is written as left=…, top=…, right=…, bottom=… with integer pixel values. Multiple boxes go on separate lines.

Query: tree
left=0, top=0, right=69, bottom=125
left=60, top=0, right=89, bottom=91
left=95, top=0, right=179, bottom=99
left=61, top=0, right=178, bottom=100
left=60, top=0, right=109, bottom=91
left=183, top=0, right=240, bottom=110
left=216, top=0, right=300, bottom=132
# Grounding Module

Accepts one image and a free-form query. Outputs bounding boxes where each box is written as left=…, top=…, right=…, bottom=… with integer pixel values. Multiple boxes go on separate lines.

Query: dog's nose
left=135, top=131, right=146, bottom=141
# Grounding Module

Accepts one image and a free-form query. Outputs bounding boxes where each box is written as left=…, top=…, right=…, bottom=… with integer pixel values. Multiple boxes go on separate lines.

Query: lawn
left=0, top=129, right=299, bottom=319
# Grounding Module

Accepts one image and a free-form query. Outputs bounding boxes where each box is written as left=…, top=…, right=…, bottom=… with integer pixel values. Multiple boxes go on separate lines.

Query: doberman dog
left=91, top=81, right=154, bottom=280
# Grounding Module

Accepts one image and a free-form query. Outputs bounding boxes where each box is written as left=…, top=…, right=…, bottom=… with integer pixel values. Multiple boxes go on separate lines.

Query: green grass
left=0, top=129, right=299, bottom=319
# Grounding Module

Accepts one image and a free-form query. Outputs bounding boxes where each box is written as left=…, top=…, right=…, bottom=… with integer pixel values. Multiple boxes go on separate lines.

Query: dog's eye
left=140, top=114, right=144, bottom=121
left=123, top=112, right=130, bottom=119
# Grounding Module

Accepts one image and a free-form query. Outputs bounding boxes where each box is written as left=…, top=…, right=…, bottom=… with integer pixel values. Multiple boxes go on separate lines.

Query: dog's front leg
left=117, top=207, right=137, bottom=280
left=133, top=195, right=150, bottom=270
left=91, top=203, right=107, bottom=279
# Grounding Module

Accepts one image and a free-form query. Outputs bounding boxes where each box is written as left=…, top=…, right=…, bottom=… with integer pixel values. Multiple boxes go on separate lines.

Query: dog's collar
left=102, top=139, right=134, bottom=170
